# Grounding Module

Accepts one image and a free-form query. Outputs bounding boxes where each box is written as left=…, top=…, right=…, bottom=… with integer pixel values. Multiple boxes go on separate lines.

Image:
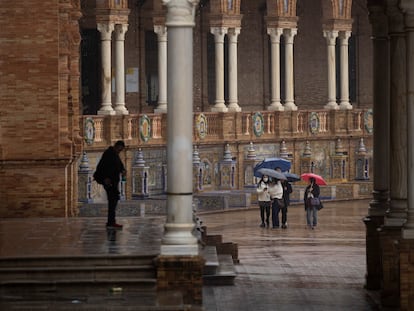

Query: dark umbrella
left=256, top=168, right=287, bottom=180
left=254, top=158, right=291, bottom=177
left=284, top=172, right=301, bottom=182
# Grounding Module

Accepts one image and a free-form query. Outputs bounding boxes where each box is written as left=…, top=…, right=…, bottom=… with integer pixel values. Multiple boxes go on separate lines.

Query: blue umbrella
left=254, top=157, right=291, bottom=177
left=284, top=172, right=301, bottom=182
left=256, top=168, right=287, bottom=180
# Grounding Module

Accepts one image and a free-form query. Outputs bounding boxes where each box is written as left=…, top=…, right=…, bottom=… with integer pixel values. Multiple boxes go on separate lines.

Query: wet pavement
left=0, top=199, right=393, bottom=310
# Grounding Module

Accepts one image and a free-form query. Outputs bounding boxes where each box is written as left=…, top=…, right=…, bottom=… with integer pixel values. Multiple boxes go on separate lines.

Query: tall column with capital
left=161, top=0, right=198, bottom=255
left=400, top=5, right=414, bottom=308
left=227, top=27, right=241, bottom=112
left=338, top=30, right=352, bottom=110
left=114, top=24, right=129, bottom=115
left=97, top=23, right=115, bottom=115
left=283, top=28, right=298, bottom=111
left=401, top=1, right=414, bottom=238
left=211, top=27, right=228, bottom=112
left=363, top=3, right=390, bottom=290
left=154, top=25, right=168, bottom=113
left=386, top=1, right=407, bottom=226
left=324, top=30, right=339, bottom=110
left=267, top=27, right=284, bottom=111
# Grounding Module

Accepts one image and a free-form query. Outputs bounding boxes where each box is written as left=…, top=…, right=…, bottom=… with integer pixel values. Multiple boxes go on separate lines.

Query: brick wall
left=0, top=1, right=82, bottom=216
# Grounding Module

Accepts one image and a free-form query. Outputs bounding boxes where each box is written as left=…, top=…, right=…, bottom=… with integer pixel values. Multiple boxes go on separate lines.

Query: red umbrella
left=301, top=173, right=327, bottom=185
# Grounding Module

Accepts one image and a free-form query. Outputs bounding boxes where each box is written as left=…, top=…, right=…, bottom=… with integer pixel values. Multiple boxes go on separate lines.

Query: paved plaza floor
left=0, top=199, right=395, bottom=310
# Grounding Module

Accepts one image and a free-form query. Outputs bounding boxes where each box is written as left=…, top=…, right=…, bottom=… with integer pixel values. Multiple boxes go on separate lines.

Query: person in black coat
left=304, top=177, right=320, bottom=229
left=94, top=140, right=126, bottom=229
left=281, top=180, right=293, bottom=229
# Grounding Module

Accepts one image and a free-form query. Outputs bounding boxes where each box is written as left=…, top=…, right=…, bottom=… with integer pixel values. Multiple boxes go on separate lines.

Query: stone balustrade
left=82, top=108, right=372, bottom=148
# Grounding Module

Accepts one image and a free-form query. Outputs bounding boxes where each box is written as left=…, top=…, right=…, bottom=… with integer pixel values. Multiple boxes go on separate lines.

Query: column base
left=155, top=107, right=167, bottom=114
left=114, top=104, right=129, bottom=115
left=339, top=101, right=352, bottom=110
left=324, top=102, right=339, bottom=110
left=98, top=106, right=116, bottom=115
left=283, top=102, right=298, bottom=111
left=160, top=244, right=199, bottom=256
left=228, top=103, right=241, bottom=112
left=155, top=103, right=167, bottom=114
left=267, top=102, right=284, bottom=111
left=211, top=106, right=228, bottom=112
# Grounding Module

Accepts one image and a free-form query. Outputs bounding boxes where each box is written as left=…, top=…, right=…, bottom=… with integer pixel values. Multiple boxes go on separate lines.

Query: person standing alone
left=94, top=140, right=126, bottom=229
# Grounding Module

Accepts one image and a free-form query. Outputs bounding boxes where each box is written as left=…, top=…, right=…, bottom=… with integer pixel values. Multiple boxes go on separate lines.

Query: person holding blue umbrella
left=256, top=174, right=271, bottom=228
left=268, top=174, right=284, bottom=229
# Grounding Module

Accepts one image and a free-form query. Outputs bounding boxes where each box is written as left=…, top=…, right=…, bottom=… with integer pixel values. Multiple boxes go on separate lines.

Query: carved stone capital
left=114, top=24, right=128, bottom=41
left=267, top=27, right=283, bottom=43
left=323, top=30, right=339, bottom=45
left=97, top=23, right=114, bottom=40
left=162, top=0, right=199, bottom=27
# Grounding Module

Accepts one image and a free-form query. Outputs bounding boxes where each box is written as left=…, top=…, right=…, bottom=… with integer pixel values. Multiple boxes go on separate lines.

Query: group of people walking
left=257, top=173, right=320, bottom=229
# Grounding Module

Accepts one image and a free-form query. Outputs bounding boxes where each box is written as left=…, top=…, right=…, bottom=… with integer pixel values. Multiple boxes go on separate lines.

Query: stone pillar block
left=156, top=255, right=205, bottom=305
left=379, top=226, right=401, bottom=308
left=399, top=239, right=414, bottom=311
left=363, top=215, right=385, bottom=290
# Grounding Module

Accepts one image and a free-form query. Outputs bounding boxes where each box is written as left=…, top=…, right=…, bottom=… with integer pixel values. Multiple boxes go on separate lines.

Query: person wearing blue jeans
left=304, top=177, right=320, bottom=229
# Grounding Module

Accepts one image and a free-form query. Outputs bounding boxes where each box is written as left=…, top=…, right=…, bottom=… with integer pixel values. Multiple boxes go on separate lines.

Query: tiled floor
left=0, top=200, right=393, bottom=310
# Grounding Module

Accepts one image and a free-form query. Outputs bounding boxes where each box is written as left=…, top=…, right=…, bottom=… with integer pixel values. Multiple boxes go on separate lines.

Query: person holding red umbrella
left=304, top=177, right=320, bottom=229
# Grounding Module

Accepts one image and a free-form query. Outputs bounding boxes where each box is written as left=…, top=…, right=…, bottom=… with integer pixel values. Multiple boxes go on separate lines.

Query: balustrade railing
left=82, top=108, right=372, bottom=149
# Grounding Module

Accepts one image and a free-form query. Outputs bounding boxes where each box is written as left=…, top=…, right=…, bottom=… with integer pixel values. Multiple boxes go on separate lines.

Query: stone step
left=201, top=245, right=219, bottom=276
left=0, top=287, right=199, bottom=310
left=0, top=254, right=157, bottom=290
left=203, top=254, right=237, bottom=286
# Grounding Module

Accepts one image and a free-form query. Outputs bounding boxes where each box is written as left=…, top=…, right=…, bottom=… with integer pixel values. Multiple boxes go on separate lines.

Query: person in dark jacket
left=304, top=177, right=320, bottom=229
left=94, top=140, right=126, bottom=229
left=281, top=179, right=293, bottom=229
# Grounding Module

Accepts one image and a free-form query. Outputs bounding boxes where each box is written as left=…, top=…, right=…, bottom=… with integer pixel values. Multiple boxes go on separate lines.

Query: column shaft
left=324, top=30, right=339, bottom=110
left=401, top=1, right=414, bottom=237
left=154, top=25, right=168, bottom=113
left=386, top=2, right=407, bottom=226
left=339, top=31, right=352, bottom=110
left=283, top=28, right=298, bottom=111
left=227, top=28, right=241, bottom=112
left=211, top=27, right=228, bottom=112
left=267, top=28, right=284, bottom=111
left=97, top=23, right=115, bottom=115
left=114, top=24, right=129, bottom=115
left=162, top=0, right=198, bottom=255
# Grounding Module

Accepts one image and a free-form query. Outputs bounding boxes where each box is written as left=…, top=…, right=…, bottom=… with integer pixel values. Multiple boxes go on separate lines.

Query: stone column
left=379, top=5, right=406, bottom=302
left=400, top=6, right=414, bottom=309
left=338, top=30, right=352, bottom=110
left=211, top=27, right=228, bottom=112
left=283, top=28, right=298, bottom=111
left=114, top=24, right=129, bottom=115
left=161, top=0, right=198, bottom=255
left=323, top=30, right=339, bottom=110
left=267, top=27, right=284, bottom=111
left=363, top=2, right=390, bottom=290
left=154, top=25, right=168, bottom=113
left=402, top=0, right=414, bottom=238
left=227, top=27, right=241, bottom=112
left=97, top=23, right=115, bottom=115
left=386, top=0, right=407, bottom=227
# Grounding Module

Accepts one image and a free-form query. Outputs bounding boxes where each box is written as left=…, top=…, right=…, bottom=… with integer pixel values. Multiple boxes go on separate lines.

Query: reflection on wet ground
left=0, top=200, right=392, bottom=310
